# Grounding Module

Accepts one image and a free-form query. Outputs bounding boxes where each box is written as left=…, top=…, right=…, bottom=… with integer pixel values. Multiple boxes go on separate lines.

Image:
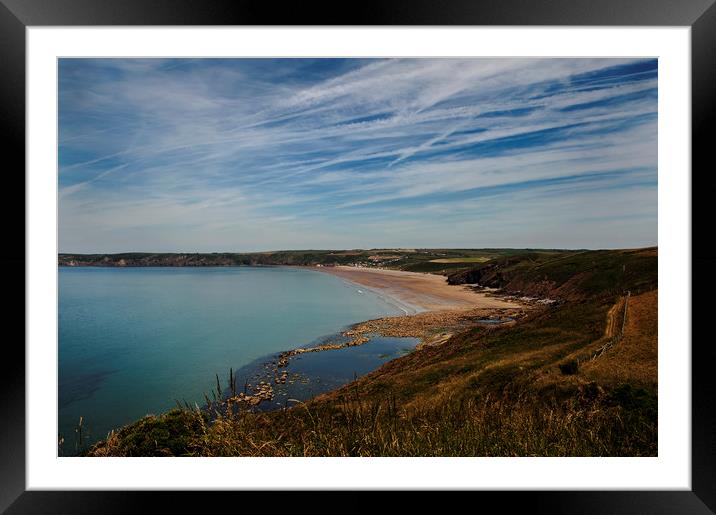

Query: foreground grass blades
left=87, top=249, right=658, bottom=457
left=89, top=386, right=656, bottom=457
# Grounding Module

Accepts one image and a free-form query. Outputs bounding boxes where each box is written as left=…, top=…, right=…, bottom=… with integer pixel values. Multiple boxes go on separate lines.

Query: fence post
left=620, top=290, right=630, bottom=337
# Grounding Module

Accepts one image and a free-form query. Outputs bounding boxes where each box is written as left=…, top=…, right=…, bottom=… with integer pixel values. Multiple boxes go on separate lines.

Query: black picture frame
left=2, top=1, right=713, bottom=512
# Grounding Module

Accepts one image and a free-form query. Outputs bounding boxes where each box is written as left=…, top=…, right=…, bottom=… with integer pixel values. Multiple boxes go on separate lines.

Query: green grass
left=85, top=247, right=658, bottom=458
left=90, top=409, right=210, bottom=457
left=429, top=257, right=491, bottom=263
left=400, top=261, right=475, bottom=274
left=447, top=248, right=657, bottom=300
left=89, top=384, right=656, bottom=457
left=59, top=248, right=572, bottom=271
left=88, top=294, right=656, bottom=457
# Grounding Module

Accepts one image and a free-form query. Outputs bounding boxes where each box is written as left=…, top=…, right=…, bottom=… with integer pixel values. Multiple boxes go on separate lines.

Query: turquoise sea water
left=235, top=334, right=420, bottom=411
left=58, top=266, right=408, bottom=449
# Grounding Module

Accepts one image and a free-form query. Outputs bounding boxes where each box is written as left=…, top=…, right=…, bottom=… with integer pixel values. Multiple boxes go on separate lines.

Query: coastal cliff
left=447, top=247, right=657, bottom=301
left=85, top=247, right=658, bottom=457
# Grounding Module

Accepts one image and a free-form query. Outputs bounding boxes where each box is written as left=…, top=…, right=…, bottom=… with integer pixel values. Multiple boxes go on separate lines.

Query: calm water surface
left=58, top=266, right=409, bottom=448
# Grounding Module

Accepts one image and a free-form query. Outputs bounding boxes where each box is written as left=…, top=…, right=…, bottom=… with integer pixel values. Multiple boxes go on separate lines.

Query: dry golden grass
left=86, top=290, right=658, bottom=457
left=89, top=391, right=656, bottom=457
left=86, top=251, right=659, bottom=458
left=581, top=290, right=657, bottom=389
left=312, top=299, right=612, bottom=413
left=604, top=296, right=625, bottom=338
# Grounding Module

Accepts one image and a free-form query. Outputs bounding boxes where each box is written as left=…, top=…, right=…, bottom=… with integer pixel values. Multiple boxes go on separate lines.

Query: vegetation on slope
left=447, top=247, right=657, bottom=300
left=58, top=248, right=571, bottom=272
left=87, top=248, right=657, bottom=457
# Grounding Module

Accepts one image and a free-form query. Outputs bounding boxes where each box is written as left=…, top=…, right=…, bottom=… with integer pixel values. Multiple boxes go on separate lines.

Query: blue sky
left=58, top=58, right=657, bottom=252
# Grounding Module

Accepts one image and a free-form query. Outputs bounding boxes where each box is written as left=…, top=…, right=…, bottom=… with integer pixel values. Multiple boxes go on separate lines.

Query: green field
left=429, top=257, right=491, bottom=263
left=58, top=248, right=573, bottom=271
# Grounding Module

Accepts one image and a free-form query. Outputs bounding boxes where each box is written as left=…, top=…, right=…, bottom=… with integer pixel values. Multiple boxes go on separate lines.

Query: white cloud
left=59, top=58, right=657, bottom=252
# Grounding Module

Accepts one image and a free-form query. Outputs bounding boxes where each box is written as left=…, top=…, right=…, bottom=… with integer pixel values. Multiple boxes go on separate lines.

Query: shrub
left=559, top=360, right=579, bottom=375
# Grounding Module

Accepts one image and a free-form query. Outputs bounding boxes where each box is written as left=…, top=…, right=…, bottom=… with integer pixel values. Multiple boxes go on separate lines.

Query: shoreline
left=309, top=265, right=522, bottom=311
left=68, top=265, right=529, bottom=418
left=333, top=276, right=423, bottom=316
left=229, top=267, right=529, bottom=409
left=226, top=304, right=527, bottom=410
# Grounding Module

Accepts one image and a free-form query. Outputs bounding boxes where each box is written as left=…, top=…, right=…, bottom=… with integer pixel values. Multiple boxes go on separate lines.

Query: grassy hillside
left=87, top=248, right=657, bottom=457
left=58, top=248, right=571, bottom=271
left=448, top=247, right=657, bottom=300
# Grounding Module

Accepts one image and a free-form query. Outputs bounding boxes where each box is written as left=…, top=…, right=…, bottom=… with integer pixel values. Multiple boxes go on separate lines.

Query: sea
left=58, top=266, right=418, bottom=451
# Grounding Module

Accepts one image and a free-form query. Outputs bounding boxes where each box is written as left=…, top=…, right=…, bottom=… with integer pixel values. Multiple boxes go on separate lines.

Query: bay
left=58, top=266, right=408, bottom=449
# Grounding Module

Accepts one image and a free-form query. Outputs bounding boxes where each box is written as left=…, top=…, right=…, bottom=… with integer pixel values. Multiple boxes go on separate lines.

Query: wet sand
left=315, top=266, right=521, bottom=311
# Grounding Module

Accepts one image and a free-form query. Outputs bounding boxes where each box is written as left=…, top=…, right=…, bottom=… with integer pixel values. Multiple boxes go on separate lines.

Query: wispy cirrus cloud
left=59, top=58, right=657, bottom=252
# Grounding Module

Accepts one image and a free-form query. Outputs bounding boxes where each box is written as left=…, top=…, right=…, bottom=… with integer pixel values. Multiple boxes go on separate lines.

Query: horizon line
left=58, top=245, right=658, bottom=255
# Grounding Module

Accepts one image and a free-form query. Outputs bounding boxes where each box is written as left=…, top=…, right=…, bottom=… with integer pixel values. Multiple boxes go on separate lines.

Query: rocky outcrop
left=447, top=259, right=517, bottom=288
left=447, top=249, right=657, bottom=302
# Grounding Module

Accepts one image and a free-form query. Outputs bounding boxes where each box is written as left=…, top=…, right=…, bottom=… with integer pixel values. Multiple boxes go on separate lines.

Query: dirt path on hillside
left=604, top=297, right=626, bottom=339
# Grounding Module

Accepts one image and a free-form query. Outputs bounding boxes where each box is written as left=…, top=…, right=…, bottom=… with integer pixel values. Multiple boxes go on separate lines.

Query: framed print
left=3, top=0, right=714, bottom=512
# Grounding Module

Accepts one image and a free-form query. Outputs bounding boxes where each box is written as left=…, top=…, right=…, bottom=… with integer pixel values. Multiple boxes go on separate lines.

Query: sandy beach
left=315, top=265, right=521, bottom=312
left=250, top=267, right=528, bottom=396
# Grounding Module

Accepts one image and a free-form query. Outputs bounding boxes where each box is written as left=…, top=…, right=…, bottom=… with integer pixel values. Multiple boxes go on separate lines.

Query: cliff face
left=58, top=247, right=658, bottom=304
left=447, top=259, right=520, bottom=288
left=447, top=248, right=657, bottom=302
left=84, top=246, right=658, bottom=458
